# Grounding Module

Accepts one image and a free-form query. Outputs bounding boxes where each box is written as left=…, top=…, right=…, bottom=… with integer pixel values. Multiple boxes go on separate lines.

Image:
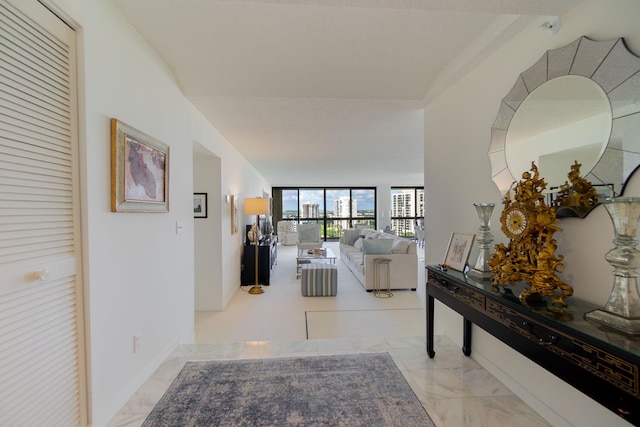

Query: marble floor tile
left=426, top=395, right=551, bottom=427
left=315, top=337, right=356, bottom=353
left=277, top=338, right=319, bottom=355
left=107, top=242, right=549, bottom=427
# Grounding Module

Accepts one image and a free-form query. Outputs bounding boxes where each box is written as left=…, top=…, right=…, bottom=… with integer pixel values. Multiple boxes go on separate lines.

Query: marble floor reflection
left=107, top=242, right=550, bottom=427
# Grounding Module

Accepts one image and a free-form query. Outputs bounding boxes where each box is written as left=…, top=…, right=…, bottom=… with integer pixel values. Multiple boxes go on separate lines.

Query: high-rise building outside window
left=390, top=187, right=424, bottom=238
left=333, top=196, right=357, bottom=231
left=302, top=202, right=319, bottom=218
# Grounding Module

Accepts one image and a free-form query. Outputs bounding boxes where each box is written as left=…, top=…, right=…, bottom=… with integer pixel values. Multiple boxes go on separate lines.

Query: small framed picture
left=443, top=232, right=475, bottom=272
left=194, top=193, right=207, bottom=218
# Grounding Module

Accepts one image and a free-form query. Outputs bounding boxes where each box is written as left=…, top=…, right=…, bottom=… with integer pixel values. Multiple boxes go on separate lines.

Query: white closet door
left=0, top=0, right=86, bottom=425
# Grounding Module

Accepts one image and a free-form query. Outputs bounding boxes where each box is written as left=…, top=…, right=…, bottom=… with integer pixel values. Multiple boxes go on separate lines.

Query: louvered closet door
left=0, top=0, right=86, bottom=426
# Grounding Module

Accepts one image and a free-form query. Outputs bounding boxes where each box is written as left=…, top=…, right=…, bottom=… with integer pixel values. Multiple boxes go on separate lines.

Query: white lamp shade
left=244, top=198, right=270, bottom=215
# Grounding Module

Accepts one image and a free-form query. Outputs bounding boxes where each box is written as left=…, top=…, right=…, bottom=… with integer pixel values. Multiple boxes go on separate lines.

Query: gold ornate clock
left=488, top=162, right=574, bottom=306
left=503, top=203, right=533, bottom=240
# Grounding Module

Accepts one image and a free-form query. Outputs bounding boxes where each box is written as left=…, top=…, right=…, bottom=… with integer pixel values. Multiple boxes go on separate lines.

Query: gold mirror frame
left=490, top=36, right=640, bottom=218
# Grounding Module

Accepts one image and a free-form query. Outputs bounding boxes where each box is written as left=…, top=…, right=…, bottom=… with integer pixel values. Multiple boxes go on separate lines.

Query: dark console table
left=241, top=237, right=277, bottom=285
left=426, top=265, right=640, bottom=425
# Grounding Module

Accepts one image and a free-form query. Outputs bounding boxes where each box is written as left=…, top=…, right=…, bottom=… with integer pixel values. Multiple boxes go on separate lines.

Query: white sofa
left=339, top=228, right=418, bottom=291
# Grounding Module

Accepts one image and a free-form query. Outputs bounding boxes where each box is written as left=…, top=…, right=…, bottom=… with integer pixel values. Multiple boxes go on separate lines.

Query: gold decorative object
left=488, top=162, right=573, bottom=306
left=553, top=161, right=600, bottom=217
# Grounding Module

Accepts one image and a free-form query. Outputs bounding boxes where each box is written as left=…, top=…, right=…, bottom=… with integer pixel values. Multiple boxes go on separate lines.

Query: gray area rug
left=142, top=352, right=435, bottom=426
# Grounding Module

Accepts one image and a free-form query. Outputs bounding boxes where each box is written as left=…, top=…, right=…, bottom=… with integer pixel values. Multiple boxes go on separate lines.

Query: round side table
left=373, top=257, right=393, bottom=298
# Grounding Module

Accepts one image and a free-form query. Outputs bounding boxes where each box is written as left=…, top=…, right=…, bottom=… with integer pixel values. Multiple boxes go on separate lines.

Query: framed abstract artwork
left=194, top=193, right=207, bottom=218
left=111, top=118, right=169, bottom=212
left=443, top=232, right=475, bottom=272
left=230, top=195, right=239, bottom=233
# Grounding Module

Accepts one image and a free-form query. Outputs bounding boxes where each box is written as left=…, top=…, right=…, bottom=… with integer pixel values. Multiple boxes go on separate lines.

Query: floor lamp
left=244, top=198, right=270, bottom=295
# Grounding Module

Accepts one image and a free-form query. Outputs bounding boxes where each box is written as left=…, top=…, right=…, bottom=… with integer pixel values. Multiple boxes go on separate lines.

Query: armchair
left=277, top=220, right=298, bottom=246
left=297, top=223, right=323, bottom=254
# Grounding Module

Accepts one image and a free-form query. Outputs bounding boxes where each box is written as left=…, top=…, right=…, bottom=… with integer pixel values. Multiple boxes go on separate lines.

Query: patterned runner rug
left=142, top=352, right=435, bottom=426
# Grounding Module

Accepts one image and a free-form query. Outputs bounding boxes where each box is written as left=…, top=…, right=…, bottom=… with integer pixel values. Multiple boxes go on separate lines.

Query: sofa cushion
left=348, top=250, right=363, bottom=266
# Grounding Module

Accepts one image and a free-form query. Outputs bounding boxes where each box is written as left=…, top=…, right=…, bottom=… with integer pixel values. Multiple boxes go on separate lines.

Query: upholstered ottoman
left=301, top=263, right=337, bottom=296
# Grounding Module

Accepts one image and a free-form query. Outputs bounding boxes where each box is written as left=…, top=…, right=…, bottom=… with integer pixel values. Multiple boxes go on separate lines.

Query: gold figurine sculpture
left=488, top=162, right=573, bottom=306
left=553, top=161, right=600, bottom=217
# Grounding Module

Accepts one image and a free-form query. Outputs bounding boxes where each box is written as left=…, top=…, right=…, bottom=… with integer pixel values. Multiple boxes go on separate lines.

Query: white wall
left=40, top=1, right=269, bottom=425
left=424, top=0, right=640, bottom=426
left=189, top=105, right=270, bottom=310
left=194, top=150, right=223, bottom=310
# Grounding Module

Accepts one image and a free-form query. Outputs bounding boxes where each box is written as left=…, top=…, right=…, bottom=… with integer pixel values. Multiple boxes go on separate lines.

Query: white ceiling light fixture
left=541, top=17, right=562, bottom=36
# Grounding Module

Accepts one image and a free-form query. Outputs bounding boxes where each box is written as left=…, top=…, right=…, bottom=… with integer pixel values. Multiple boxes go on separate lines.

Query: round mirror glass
left=505, top=75, right=612, bottom=192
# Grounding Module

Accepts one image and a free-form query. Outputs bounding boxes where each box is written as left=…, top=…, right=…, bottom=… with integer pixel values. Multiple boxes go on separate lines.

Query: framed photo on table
left=443, top=232, right=475, bottom=272
left=111, top=118, right=169, bottom=212
left=194, top=193, right=207, bottom=218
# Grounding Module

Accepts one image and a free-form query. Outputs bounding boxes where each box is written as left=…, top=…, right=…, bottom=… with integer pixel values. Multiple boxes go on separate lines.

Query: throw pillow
left=362, top=238, right=394, bottom=254
left=391, top=239, right=411, bottom=254
left=353, top=237, right=364, bottom=250
left=362, top=238, right=394, bottom=265
left=342, top=229, right=360, bottom=246
left=360, top=228, right=376, bottom=237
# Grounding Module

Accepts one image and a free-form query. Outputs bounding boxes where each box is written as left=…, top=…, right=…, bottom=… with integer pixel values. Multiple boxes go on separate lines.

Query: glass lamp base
left=585, top=309, right=640, bottom=335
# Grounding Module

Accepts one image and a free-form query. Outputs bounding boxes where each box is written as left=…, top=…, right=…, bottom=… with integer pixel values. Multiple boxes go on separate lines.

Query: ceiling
left=110, top=0, right=581, bottom=187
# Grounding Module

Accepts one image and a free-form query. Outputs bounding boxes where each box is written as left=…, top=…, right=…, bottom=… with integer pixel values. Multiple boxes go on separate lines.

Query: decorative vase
left=469, top=203, right=495, bottom=280
left=586, top=197, right=640, bottom=335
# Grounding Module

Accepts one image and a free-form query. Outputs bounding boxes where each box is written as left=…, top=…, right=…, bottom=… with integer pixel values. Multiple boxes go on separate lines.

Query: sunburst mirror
left=489, top=36, right=640, bottom=217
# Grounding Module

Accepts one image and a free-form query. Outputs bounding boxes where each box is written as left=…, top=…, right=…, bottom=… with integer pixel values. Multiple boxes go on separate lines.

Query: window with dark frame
left=274, top=187, right=377, bottom=240
left=390, top=187, right=424, bottom=238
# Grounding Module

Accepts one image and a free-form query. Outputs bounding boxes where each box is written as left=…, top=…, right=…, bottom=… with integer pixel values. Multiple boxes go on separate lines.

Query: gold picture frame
left=443, top=232, right=475, bottom=272
left=111, top=118, right=169, bottom=212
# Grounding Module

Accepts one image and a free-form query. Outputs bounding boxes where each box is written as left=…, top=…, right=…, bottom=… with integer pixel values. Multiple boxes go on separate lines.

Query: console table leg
left=427, top=294, right=435, bottom=358
left=462, top=318, right=472, bottom=356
